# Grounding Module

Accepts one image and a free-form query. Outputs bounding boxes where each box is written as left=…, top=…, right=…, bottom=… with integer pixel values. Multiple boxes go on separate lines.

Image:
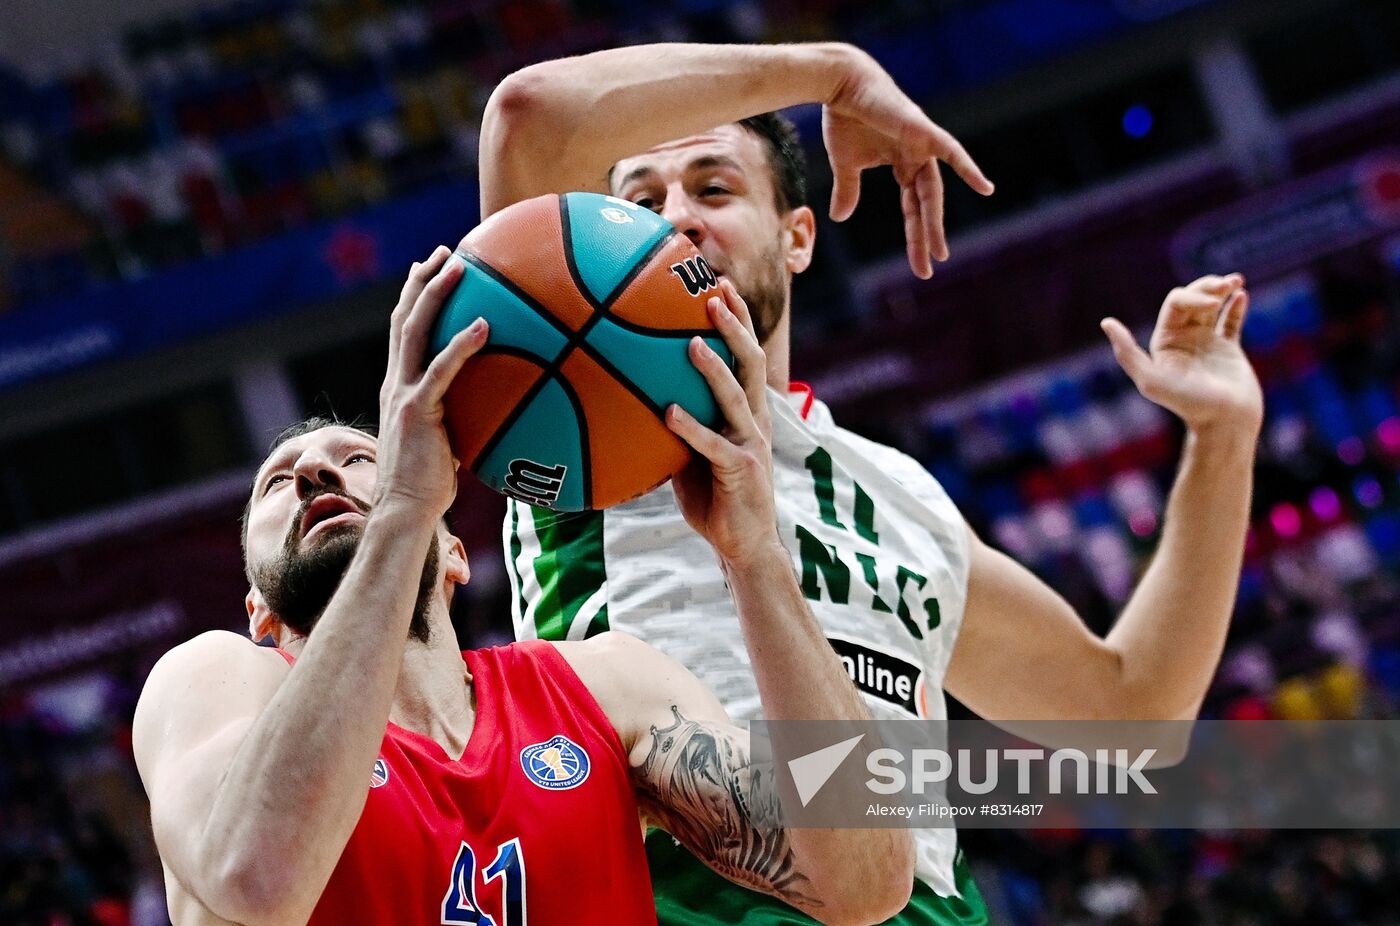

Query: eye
left=345, top=452, right=374, bottom=465
left=633, top=196, right=659, bottom=212
left=700, top=185, right=729, bottom=197
left=263, top=473, right=289, bottom=495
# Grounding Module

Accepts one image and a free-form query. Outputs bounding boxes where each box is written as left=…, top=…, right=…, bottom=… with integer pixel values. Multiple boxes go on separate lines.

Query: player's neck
left=763, top=310, right=791, bottom=389
left=389, top=613, right=475, bottom=761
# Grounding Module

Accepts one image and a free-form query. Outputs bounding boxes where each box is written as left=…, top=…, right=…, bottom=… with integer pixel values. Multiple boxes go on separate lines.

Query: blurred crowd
left=1, top=667, right=166, bottom=926
left=0, top=0, right=883, bottom=310
left=967, top=829, right=1400, bottom=925
left=920, top=252, right=1400, bottom=921
left=0, top=0, right=1222, bottom=312
left=923, top=254, right=1400, bottom=725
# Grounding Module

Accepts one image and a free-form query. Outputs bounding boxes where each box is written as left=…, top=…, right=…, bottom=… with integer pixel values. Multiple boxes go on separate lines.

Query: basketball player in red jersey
left=131, top=248, right=914, bottom=925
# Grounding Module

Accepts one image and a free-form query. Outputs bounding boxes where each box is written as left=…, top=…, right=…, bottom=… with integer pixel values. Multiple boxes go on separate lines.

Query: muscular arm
left=947, top=417, right=1258, bottom=727
left=479, top=43, right=849, bottom=215
left=133, top=252, right=484, bottom=924
left=134, top=504, right=439, bottom=924
left=564, top=626, right=911, bottom=926
left=947, top=277, right=1261, bottom=734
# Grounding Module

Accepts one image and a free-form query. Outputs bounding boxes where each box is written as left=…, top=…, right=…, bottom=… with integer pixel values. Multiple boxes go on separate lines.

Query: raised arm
left=481, top=43, right=845, bottom=212
left=605, top=280, right=912, bottom=922
left=479, top=42, right=992, bottom=276
left=131, top=248, right=489, bottom=925
left=945, top=275, right=1263, bottom=729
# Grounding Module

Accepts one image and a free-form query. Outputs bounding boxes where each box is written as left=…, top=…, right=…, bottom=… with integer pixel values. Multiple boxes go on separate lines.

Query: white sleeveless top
left=507, top=386, right=971, bottom=897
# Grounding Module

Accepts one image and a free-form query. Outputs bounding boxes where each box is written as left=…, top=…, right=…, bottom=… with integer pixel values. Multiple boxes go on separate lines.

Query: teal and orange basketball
left=429, top=191, right=733, bottom=511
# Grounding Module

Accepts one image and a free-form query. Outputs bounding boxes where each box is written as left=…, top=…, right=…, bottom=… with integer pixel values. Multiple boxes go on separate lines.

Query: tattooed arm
left=559, top=632, right=912, bottom=926
left=634, top=703, right=817, bottom=908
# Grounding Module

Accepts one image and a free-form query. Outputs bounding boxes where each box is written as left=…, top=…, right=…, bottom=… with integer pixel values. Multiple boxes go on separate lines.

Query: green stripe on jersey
left=644, top=830, right=988, bottom=925
left=518, top=504, right=609, bottom=641
left=507, top=502, right=527, bottom=627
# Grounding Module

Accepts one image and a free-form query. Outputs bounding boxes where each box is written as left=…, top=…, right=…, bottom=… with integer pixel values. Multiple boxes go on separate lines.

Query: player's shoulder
left=144, top=630, right=286, bottom=691
left=834, top=422, right=928, bottom=478
left=549, top=631, right=658, bottom=686
left=546, top=633, right=677, bottom=711
left=551, top=631, right=720, bottom=702
left=812, top=410, right=960, bottom=507
left=132, top=632, right=287, bottom=791
left=548, top=632, right=706, bottom=745
left=135, top=632, right=287, bottom=746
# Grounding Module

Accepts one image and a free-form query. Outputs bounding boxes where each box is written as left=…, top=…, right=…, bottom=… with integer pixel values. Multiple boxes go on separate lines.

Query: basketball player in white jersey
left=478, top=42, right=1263, bottom=924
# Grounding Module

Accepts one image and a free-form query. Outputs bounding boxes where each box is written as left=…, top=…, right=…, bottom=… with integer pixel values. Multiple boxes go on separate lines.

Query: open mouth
left=300, top=494, right=364, bottom=540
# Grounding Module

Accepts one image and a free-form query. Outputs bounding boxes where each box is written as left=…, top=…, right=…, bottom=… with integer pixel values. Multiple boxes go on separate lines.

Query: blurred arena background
left=2, top=0, right=1399, bottom=922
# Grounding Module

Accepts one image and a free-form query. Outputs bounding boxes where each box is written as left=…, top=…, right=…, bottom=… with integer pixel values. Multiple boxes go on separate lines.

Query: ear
left=246, top=588, right=277, bottom=643
left=782, top=205, right=816, bottom=275
left=443, top=532, right=471, bottom=587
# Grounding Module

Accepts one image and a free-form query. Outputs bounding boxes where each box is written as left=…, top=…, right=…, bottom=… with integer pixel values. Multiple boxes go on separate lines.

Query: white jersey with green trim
left=505, top=386, right=971, bottom=898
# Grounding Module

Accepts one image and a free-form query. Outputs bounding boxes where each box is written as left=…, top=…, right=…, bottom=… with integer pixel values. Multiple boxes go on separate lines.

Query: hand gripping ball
left=429, top=192, right=734, bottom=511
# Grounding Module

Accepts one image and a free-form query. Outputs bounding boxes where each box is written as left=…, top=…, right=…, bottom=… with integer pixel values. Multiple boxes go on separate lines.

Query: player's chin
left=299, top=517, right=366, bottom=551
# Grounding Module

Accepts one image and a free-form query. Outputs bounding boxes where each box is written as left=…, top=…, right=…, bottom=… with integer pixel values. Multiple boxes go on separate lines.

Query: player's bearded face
left=251, top=489, right=439, bottom=644
left=713, top=235, right=787, bottom=346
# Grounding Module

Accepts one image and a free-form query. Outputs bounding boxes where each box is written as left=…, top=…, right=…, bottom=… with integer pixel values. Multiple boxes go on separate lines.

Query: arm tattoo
left=633, top=705, right=820, bottom=909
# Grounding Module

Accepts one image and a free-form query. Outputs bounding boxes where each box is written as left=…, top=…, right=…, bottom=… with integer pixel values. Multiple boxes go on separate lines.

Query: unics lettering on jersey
left=670, top=255, right=717, bottom=296
left=797, top=449, right=944, bottom=642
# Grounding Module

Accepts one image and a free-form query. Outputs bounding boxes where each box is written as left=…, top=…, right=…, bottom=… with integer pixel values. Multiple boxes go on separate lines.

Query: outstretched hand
left=823, top=46, right=994, bottom=280
left=665, top=280, right=781, bottom=566
left=1100, top=273, right=1264, bottom=436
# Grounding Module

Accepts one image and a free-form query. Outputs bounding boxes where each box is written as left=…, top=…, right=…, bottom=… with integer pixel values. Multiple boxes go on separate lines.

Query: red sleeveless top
left=275, top=640, right=657, bottom=925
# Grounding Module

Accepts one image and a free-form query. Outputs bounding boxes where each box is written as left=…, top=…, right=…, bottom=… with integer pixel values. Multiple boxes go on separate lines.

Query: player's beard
left=717, top=238, right=788, bottom=347
left=251, top=490, right=439, bottom=645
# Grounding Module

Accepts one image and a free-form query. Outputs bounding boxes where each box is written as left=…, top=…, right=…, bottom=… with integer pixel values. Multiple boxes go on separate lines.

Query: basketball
left=428, top=191, right=734, bottom=511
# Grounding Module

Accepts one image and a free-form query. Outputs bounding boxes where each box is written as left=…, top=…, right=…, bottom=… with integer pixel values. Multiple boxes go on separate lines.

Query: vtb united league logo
left=520, top=735, right=591, bottom=790
left=370, top=757, right=390, bottom=789
left=670, top=255, right=717, bottom=296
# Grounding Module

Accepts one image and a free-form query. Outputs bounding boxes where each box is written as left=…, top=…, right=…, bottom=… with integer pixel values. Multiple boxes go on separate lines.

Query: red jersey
left=275, top=640, right=657, bottom=925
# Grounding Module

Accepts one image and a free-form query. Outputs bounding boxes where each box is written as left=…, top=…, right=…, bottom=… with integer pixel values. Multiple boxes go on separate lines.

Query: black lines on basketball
left=573, top=341, right=667, bottom=421
left=599, top=227, right=676, bottom=309
left=558, top=195, right=605, bottom=315
left=436, top=190, right=729, bottom=510
left=460, top=348, right=552, bottom=473
left=550, top=375, right=592, bottom=511
left=459, top=251, right=576, bottom=342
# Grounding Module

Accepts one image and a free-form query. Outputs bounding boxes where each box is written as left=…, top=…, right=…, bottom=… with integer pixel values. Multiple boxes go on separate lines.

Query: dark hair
left=737, top=111, right=808, bottom=213
left=240, top=415, right=377, bottom=575
left=607, top=111, right=809, bottom=215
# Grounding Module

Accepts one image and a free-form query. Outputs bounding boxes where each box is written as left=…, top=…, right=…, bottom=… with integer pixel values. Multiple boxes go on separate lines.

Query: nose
left=660, top=187, right=706, bottom=247
left=292, top=449, right=345, bottom=499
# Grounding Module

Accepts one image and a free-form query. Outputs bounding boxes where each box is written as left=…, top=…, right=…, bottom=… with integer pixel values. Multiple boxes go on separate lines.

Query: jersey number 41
left=441, top=838, right=526, bottom=925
